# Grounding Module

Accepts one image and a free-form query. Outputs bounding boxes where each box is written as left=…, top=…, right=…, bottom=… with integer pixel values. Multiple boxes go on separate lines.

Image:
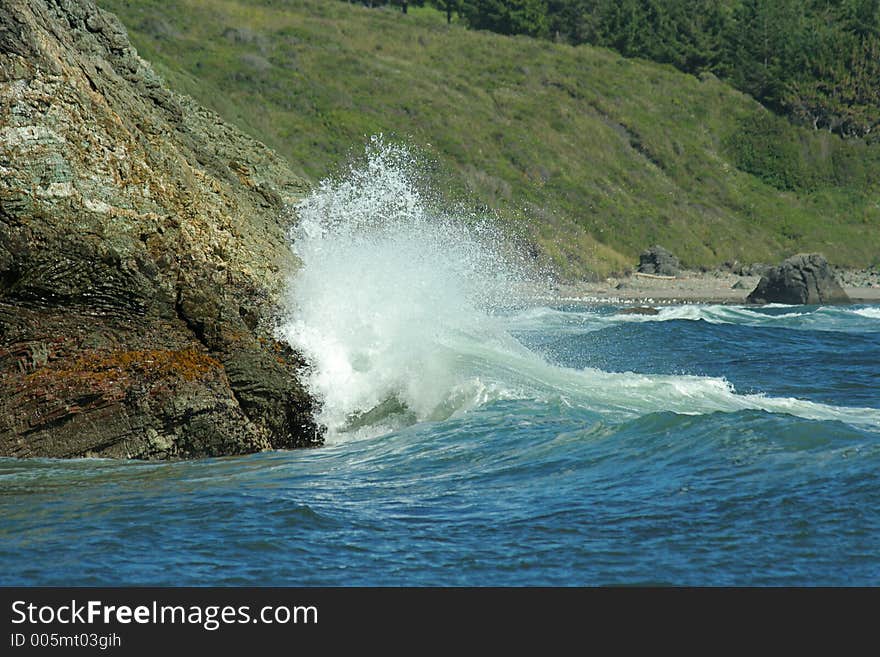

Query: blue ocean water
left=1, top=302, right=879, bottom=586
left=2, top=144, right=878, bottom=586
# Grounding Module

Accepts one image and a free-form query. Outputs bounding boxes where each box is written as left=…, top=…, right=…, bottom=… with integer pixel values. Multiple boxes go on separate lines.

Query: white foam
left=597, top=303, right=878, bottom=333
left=853, top=307, right=880, bottom=319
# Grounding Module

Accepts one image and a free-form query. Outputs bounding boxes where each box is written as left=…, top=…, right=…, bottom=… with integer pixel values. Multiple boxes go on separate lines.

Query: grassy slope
left=99, top=0, right=880, bottom=278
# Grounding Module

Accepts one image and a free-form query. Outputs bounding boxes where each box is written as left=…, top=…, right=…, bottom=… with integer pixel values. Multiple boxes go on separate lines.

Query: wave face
left=278, top=142, right=880, bottom=440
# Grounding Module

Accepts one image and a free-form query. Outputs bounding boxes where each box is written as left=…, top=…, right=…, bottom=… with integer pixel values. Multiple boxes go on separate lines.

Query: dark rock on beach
left=616, top=306, right=660, bottom=315
left=746, top=254, right=850, bottom=305
left=638, top=245, right=680, bottom=276
left=0, top=0, right=322, bottom=458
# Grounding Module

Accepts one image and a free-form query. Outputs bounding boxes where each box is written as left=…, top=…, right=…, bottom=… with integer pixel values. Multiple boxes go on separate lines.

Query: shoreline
left=544, top=271, right=880, bottom=306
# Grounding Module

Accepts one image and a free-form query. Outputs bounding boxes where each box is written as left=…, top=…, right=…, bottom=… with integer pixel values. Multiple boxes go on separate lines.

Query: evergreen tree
left=721, top=0, right=805, bottom=112
left=459, top=0, right=550, bottom=37
left=429, top=0, right=462, bottom=23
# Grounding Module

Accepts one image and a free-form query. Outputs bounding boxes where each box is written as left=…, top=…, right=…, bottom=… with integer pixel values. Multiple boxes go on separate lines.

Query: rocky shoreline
left=550, top=246, right=879, bottom=306
left=554, top=268, right=880, bottom=306
left=0, top=0, right=322, bottom=458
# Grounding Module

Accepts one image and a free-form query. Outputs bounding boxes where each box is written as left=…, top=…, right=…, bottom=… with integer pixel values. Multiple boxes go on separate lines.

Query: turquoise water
left=2, top=143, right=878, bottom=586
left=1, top=302, right=879, bottom=586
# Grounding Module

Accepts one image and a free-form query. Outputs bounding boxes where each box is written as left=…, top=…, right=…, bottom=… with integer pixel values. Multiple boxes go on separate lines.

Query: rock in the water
left=616, top=306, right=660, bottom=315
left=638, top=245, right=680, bottom=276
left=746, top=254, right=850, bottom=305
left=0, top=0, right=322, bottom=458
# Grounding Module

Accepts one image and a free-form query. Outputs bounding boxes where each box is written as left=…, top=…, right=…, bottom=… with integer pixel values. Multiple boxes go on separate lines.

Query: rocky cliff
left=0, top=0, right=323, bottom=458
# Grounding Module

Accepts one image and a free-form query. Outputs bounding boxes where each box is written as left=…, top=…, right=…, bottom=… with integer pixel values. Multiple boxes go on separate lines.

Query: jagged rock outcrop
left=638, top=245, right=680, bottom=276
left=746, top=253, right=850, bottom=305
left=0, top=0, right=323, bottom=458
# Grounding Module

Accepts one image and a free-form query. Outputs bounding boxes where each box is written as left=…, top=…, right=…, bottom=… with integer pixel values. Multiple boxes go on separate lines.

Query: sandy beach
left=549, top=271, right=880, bottom=306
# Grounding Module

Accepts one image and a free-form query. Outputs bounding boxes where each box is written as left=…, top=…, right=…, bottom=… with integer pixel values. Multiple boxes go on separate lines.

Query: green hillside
left=98, top=0, right=880, bottom=278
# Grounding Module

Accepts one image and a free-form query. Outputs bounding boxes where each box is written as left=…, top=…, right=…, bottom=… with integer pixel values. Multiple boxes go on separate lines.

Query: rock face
left=638, top=245, right=680, bottom=276
left=0, top=0, right=323, bottom=458
left=746, top=254, right=850, bottom=305
left=738, top=263, right=772, bottom=277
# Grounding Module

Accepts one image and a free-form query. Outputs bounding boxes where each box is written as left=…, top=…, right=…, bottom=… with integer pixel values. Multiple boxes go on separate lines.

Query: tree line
left=349, top=0, right=880, bottom=142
